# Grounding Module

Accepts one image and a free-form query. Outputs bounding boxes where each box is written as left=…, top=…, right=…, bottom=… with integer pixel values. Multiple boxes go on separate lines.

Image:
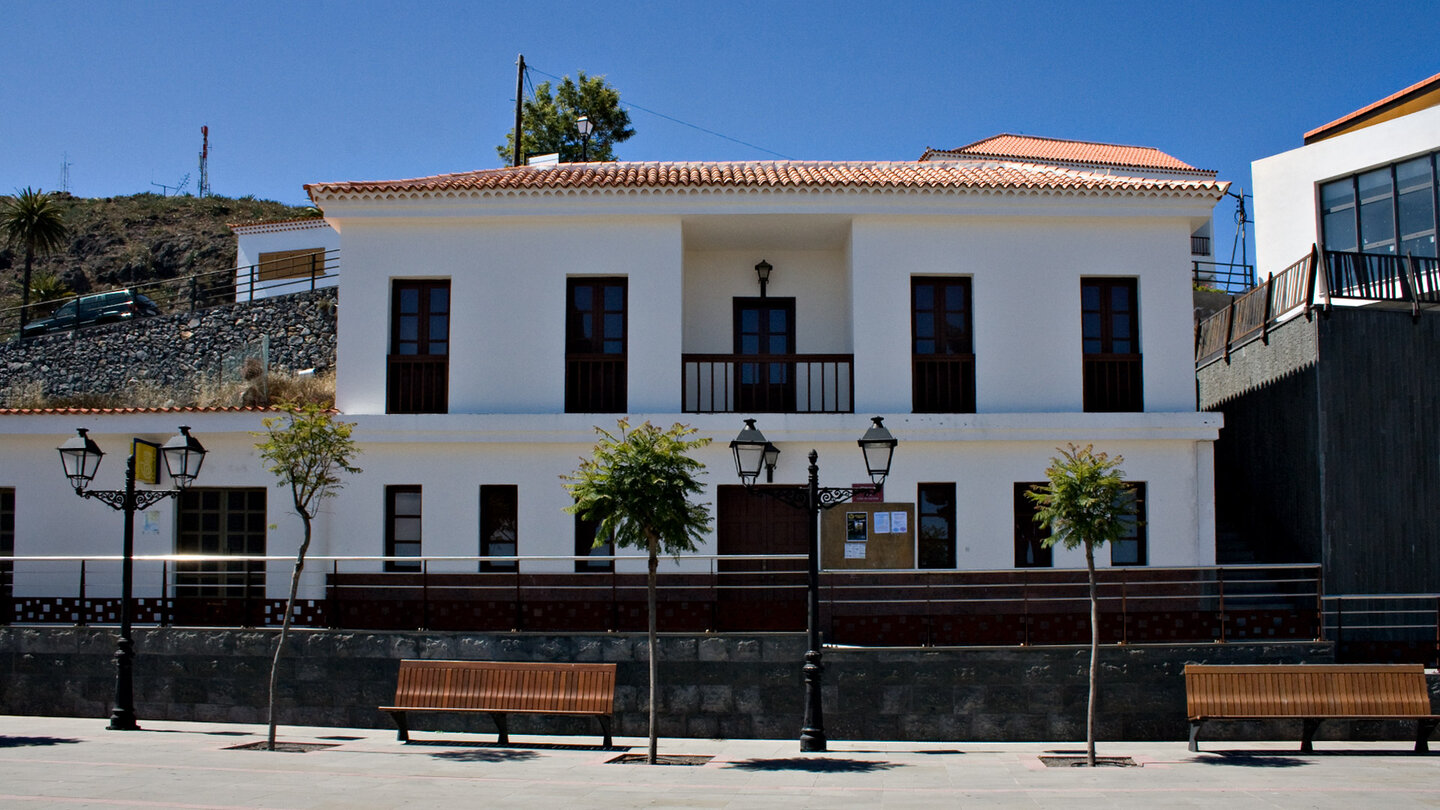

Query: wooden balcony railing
left=565, top=355, right=626, bottom=413
left=1082, top=353, right=1143, bottom=412
left=387, top=354, right=448, bottom=414
left=682, top=353, right=853, bottom=413
left=912, top=355, right=976, bottom=413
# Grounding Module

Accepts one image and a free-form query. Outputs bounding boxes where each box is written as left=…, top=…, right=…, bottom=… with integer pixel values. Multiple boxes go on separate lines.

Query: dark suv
left=21, top=290, right=161, bottom=338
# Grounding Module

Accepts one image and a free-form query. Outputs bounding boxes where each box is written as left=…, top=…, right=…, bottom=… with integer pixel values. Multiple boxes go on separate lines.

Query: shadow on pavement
left=1195, top=752, right=1308, bottom=767
left=430, top=748, right=543, bottom=763
left=724, top=757, right=903, bottom=773
left=0, top=736, right=83, bottom=748
left=405, top=739, right=625, bottom=754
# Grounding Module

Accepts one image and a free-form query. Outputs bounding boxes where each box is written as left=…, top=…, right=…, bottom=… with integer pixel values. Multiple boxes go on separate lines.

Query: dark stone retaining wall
left=0, top=289, right=337, bottom=402
left=5, top=627, right=1434, bottom=744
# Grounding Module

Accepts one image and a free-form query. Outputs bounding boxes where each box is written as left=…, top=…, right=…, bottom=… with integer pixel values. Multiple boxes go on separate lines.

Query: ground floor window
left=176, top=488, right=266, bottom=599
left=1110, top=483, right=1147, bottom=566
left=574, top=514, right=614, bottom=572
left=916, top=482, right=956, bottom=568
left=479, top=485, right=518, bottom=571
left=1013, top=483, right=1053, bottom=568
left=385, top=485, right=422, bottom=572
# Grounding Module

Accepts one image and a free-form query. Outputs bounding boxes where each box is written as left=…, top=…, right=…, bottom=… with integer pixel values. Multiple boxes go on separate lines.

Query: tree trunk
left=646, top=532, right=659, bottom=764
left=267, top=512, right=312, bottom=750
left=1085, top=541, right=1098, bottom=767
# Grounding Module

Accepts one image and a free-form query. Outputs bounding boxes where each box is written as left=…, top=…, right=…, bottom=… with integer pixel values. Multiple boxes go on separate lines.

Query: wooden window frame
left=911, top=277, right=976, bottom=413
left=1081, top=277, right=1143, bottom=413
left=1110, top=483, right=1148, bottom=566
left=387, top=280, right=450, bottom=414
left=565, top=277, right=628, bottom=413
left=916, top=482, right=957, bottom=569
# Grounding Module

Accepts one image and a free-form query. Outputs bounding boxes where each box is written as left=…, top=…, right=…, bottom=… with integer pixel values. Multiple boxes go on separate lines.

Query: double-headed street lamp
left=731, top=416, right=897, bottom=752
left=58, top=426, right=208, bottom=730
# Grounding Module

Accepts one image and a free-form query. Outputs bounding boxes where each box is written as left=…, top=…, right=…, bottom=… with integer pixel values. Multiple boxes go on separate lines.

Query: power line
left=526, top=65, right=794, bottom=160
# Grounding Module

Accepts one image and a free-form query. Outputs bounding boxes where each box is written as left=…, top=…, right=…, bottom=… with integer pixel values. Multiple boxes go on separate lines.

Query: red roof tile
left=920, top=134, right=1212, bottom=175
left=228, top=216, right=328, bottom=233
left=0, top=405, right=285, bottom=416
left=1304, top=71, right=1440, bottom=143
left=307, top=160, right=1226, bottom=199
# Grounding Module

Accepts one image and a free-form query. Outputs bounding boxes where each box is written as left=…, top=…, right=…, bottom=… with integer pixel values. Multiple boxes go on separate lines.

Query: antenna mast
left=59, top=153, right=71, bottom=193
left=198, top=125, right=211, bottom=198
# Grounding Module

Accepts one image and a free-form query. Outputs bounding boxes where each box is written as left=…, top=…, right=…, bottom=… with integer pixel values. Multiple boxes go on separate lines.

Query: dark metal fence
left=681, top=354, right=853, bottom=413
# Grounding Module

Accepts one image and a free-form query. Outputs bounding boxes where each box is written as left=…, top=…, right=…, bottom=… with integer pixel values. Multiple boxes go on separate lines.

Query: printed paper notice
left=846, top=512, right=868, bottom=543
left=873, top=511, right=891, bottom=534
left=844, top=542, right=867, bottom=560
left=889, top=511, right=908, bottom=534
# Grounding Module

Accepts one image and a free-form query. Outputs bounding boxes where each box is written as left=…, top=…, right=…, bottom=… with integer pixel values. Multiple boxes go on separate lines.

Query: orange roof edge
left=1304, top=71, right=1440, bottom=142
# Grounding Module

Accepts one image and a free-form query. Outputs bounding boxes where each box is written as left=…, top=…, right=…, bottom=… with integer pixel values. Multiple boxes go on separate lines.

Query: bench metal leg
left=389, top=711, right=410, bottom=743
left=1301, top=718, right=1323, bottom=752
left=1417, top=719, right=1437, bottom=753
left=489, top=712, right=509, bottom=745
left=1188, top=721, right=1203, bottom=753
left=598, top=716, right=613, bottom=748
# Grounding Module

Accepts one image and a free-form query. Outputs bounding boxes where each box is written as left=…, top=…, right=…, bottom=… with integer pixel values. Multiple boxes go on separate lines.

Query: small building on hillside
left=230, top=217, right=338, bottom=301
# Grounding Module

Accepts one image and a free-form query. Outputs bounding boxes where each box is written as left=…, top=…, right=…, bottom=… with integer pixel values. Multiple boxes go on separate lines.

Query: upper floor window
left=1321, top=152, right=1439, bottom=258
left=1081, top=278, right=1142, bottom=412
left=388, top=280, right=449, bottom=414
left=911, top=278, right=975, bottom=413
left=566, top=278, right=627, bottom=413
left=479, top=485, right=518, bottom=572
left=385, top=485, right=422, bottom=572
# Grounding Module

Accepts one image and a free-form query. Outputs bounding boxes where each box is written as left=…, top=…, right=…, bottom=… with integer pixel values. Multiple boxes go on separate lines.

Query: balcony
left=1191, top=235, right=1211, bottom=257
left=387, top=354, right=448, bottom=414
left=912, top=355, right=976, bottom=413
left=1082, top=353, right=1143, bottom=412
left=565, top=355, right=626, bottom=413
left=682, top=353, right=853, bottom=413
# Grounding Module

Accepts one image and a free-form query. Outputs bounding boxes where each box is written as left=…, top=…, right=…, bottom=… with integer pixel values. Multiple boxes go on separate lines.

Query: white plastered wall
left=233, top=221, right=339, bottom=301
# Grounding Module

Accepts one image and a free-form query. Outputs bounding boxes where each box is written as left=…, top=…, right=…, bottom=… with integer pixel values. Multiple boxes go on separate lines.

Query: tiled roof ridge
left=1304, top=70, right=1440, bottom=142
left=307, top=160, right=1228, bottom=199
left=921, top=133, right=1213, bottom=175
left=228, top=216, right=328, bottom=232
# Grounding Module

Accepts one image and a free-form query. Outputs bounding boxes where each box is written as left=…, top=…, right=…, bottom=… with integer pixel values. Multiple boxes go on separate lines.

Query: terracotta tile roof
left=0, top=405, right=283, bottom=416
left=1304, top=71, right=1440, bottom=143
left=920, top=134, right=1213, bottom=175
left=307, top=160, right=1226, bottom=199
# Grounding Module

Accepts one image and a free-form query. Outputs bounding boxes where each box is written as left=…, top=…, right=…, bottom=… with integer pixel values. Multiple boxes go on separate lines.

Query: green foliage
left=497, top=72, right=635, bottom=165
left=22, top=269, right=71, bottom=307
left=563, top=419, right=711, bottom=555
left=254, top=402, right=362, bottom=519
left=1, top=187, right=69, bottom=325
left=1026, top=443, right=1133, bottom=552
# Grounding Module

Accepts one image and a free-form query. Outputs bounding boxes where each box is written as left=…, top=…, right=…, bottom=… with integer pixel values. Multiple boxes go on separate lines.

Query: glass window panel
left=603, top=285, right=623, bottom=311
left=429, top=288, right=449, bottom=313
left=944, top=285, right=966, bottom=310
left=741, top=310, right=758, bottom=331
left=604, top=313, right=623, bottom=338
left=1113, top=319, right=1130, bottom=339
left=915, top=312, right=934, bottom=339
left=1398, top=189, right=1434, bottom=239
left=1110, top=539, right=1140, bottom=565
left=1321, top=177, right=1355, bottom=210
left=1082, top=312, right=1101, bottom=338
left=1360, top=198, right=1396, bottom=252
left=1084, top=338, right=1101, bottom=354
left=1112, top=339, right=1132, bottom=353
left=741, top=335, right=759, bottom=354
left=393, top=517, right=421, bottom=542
left=1402, top=235, right=1437, bottom=258
left=429, top=316, right=448, bottom=341
left=768, top=336, right=787, bottom=354
left=917, top=339, right=935, bottom=353
left=945, top=313, right=966, bottom=332
left=603, top=339, right=622, bottom=353
left=580, top=313, right=593, bottom=339
left=1110, top=286, right=1132, bottom=311
left=1397, top=157, right=1432, bottom=190
left=1323, top=209, right=1358, bottom=252
left=914, top=284, right=934, bottom=309
left=573, top=285, right=591, bottom=309
left=398, top=317, right=418, bottom=342
left=769, top=309, right=787, bottom=331
left=1081, top=285, right=1100, bottom=310
left=1358, top=168, right=1393, bottom=199
left=394, top=492, right=421, bottom=515
left=399, top=288, right=419, bottom=313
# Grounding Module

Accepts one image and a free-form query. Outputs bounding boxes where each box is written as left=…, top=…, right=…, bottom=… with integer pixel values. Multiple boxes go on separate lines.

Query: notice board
left=820, top=502, right=915, bottom=570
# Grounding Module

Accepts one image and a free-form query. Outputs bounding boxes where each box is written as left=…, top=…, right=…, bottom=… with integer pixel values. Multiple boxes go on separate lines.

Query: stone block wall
left=11, top=626, right=1435, bottom=746
left=0, top=289, right=337, bottom=403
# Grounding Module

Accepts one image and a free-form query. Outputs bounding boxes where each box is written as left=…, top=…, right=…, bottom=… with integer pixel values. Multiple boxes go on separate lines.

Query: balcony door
left=388, top=280, right=450, bottom=414
left=734, top=297, right=795, bottom=412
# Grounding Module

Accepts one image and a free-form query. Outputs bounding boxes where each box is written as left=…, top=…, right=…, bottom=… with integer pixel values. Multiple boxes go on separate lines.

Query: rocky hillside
left=0, top=192, right=316, bottom=307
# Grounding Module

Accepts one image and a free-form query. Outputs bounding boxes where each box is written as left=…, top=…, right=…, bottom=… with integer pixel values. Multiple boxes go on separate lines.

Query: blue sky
left=3, top=1, right=1438, bottom=271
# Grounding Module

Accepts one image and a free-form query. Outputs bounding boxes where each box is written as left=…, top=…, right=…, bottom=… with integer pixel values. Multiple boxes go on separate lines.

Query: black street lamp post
left=731, top=416, right=897, bottom=752
left=58, top=426, right=208, bottom=730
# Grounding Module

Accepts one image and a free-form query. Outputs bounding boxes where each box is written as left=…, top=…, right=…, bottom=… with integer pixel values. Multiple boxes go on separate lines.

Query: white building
left=230, top=217, right=339, bottom=301
left=1, top=136, right=1228, bottom=633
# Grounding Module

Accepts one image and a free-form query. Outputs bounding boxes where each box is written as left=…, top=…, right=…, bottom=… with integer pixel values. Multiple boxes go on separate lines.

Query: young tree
left=0, top=187, right=69, bottom=331
left=1026, top=443, right=1135, bottom=767
left=254, top=403, right=362, bottom=750
left=562, top=420, right=711, bottom=764
left=497, top=72, right=635, bottom=165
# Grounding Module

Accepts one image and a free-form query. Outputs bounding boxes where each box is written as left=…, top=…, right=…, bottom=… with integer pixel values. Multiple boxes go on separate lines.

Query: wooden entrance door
left=716, top=485, right=808, bottom=630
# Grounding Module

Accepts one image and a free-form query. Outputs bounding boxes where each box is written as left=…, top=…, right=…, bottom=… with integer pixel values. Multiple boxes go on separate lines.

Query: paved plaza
left=0, top=714, right=1437, bottom=809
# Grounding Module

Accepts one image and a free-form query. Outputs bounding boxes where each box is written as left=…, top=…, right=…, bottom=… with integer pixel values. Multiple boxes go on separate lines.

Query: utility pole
left=513, top=54, right=525, bottom=167
left=198, top=126, right=211, bottom=198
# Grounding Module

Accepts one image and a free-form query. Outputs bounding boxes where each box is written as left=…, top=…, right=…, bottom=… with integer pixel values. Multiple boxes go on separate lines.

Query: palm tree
left=0, top=188, right=70, bottom=333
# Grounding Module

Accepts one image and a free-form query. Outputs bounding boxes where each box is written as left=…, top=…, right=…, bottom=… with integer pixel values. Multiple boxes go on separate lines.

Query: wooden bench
left=1185, top=663, right=1439, bottom=752
left=379, top=660, right=616, bottom=747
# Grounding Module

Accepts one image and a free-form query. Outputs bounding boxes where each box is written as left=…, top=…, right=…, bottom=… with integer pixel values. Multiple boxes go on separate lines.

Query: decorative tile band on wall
left=7, top=626, right=1431, bottom=744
